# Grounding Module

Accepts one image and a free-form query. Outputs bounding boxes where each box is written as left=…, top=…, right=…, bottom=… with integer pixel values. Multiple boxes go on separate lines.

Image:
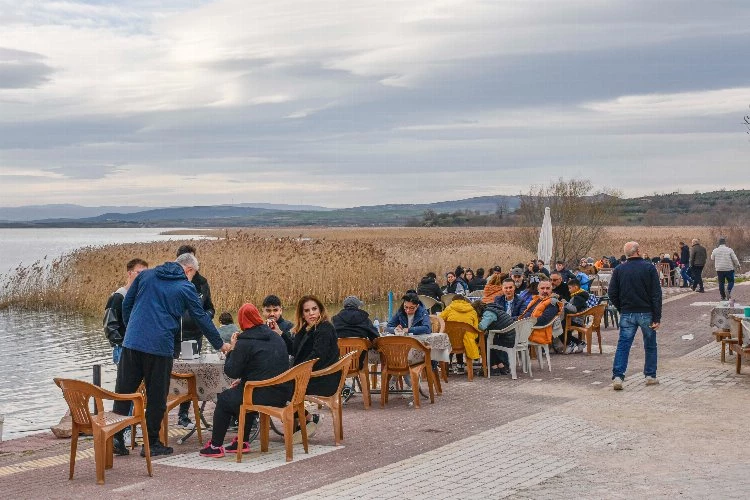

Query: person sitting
left=550, top=271, right=571, bottom=302
left=469, top=268, right=487, bottom=292
left=553, top=260, right=575, bottom=283
left=478, top=299, right=514, bottom=376
left=509, top=267, right=527, bottom=293
left=441, top=295, right=481, bottom=374
left=217, top=311, right=239, bottom=343
left=199, top=303, right=291, bottom=458
left=556, top=278, right=589, bottom=354
left=332, top=295, right=379, bottom=368
left=494, top=278, right=526, bottom=320
left=443, top=271, right=467, bottom=296
left=417, top=272, right=443, bottom=300
left=292, top=296, right=340, bottom=395
left=594, top=256, right=610, bottom=270
left=519, top=278, right=563, bottom=346
left=261, top=294, right=295, bottom=354
left=386, top=292, right=432, bottom=335
left=536, top=260, right=550, bottom=277
left=518, top=274, right=541, bottom=311
left=481, top=273, right=504, bottom=304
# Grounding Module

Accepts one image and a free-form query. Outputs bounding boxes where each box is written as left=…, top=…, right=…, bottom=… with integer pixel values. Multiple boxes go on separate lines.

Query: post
left=92, top=364, right=102, bottom=415
left=388, top=290, right=394, bottom=320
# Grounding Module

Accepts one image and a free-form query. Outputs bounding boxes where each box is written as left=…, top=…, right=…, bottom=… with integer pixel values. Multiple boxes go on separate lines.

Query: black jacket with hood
left=332, top=307, right=379, bottom=342
left=417, top=276, right=442, bottom=300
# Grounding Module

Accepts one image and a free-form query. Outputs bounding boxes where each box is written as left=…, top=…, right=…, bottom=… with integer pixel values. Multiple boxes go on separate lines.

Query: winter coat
left=479, top=303, right=516, bottom=348
left=223, top=324, right=292, bottom=406
left=689, top=243, right=707, bottom=267
left=417, top=276, right=443, bottom=300
left=564, top=289, right=590, bottom=327
left=103, top=287, right=127, bottom=347
left=122, top=262, right=223, bottom=358
left=680, top=245, right=690, bottom=267
left=711, top=245, right=740, bottom=272
left=444, top=280, right=467, bottom=295
left=481, top=283, right=503, bottom=304
left=493, top=294, right=526, bottom=320
left=441, top=299, right=480, bottom=359
left=553, top=283, right=571, bottom=302
left=180, top=272, right=215, bottom=342
left=607, top=257, right=662, bottom=323
left=332, top=307, right=379, bottom=342
left=293, top=321, right=340, bottom=397
left=520, top=296, right=562, bottom=345
left=387, top=304, right=432, bottom=335
left=468, top=277, right=487, bottom=292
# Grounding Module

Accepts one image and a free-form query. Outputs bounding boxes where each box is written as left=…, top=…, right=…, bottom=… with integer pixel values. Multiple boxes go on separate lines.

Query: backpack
left=585, top=293, right=599, bottom=309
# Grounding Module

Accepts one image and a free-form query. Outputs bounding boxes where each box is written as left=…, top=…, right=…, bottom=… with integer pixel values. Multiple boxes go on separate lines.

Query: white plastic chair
left=467, top=290, right=484, bottom=298
left=528, top=316, right=559, bottom=373
left=486, top=318, right=535, bottom=380
left=418, top=294, right=443, bottom=312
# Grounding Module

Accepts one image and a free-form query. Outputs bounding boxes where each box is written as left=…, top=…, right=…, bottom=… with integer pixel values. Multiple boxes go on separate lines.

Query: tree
left=516, top=178, right=621, bottom=265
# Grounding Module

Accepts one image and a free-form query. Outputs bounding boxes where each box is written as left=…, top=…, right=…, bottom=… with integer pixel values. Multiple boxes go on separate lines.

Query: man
left=536, top=260, right=550, bottom=277
left=510, top=267, right=527, bottom=293
left=112, top=253, right=231, bottom=457
left=493, top=278, right=526, bottom=319
left=689, top=238, right=707, bottom=293
left=417, top=272, right=443, bottom=300
left=678, top=241, right=692, bottom=288
left=104, top=258, right=148, bottom=365
left=554, top=260, right=575, bottom=283
left=608, top=241, right=662, bottom=390
left=550, top=271, right=571, bottom=302
left=176, top=245, right=215, bottom=427
left=594, top=256, right=610, bottom=271
left=520, top=278, right=562, bottom=345
left=711, top=237, right=741, bottom=300
left=261, top=294, right=296, bottom=353
left=558, top=277, right=589, bottom=354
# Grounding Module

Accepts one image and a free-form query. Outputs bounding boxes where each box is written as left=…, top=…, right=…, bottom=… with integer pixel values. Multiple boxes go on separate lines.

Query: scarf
left=238, top=303, right=264, bottom=330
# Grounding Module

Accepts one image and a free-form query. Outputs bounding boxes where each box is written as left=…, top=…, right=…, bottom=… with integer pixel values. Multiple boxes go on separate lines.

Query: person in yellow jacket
left=440, top=296, right=481, bottom=367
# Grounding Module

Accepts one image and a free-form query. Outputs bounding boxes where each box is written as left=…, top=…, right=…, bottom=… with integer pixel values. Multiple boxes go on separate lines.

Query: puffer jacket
left=387, top=304, right=432, bottom=335
left=332, top=307, right=379, bottom=342
left=711, top=245, right=740, bottom=272
left=481, top=283, right=503, bottom=304
left=690, top=243, right=707, bottom=267
left=417, top=276, right=443, bottom=300
left=441, top=299, right=480, bottom=359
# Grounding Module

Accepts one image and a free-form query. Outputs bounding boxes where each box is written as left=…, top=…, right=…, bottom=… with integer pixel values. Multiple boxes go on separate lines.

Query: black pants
left=489, top=331, right=514, bottom=366
left=113, top=347, right=173, bottom=445
left=210, top=386, right=255, bottom=447
left=179, top=338, right=202, bottom=416
left=691, top=265, right=704, bottom=290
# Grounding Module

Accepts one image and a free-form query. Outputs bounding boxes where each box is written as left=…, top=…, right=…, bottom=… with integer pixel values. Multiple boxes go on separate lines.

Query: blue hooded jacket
left=122, top=261, right=224, bottom=357
left=386, top=304, right=432, bottom=335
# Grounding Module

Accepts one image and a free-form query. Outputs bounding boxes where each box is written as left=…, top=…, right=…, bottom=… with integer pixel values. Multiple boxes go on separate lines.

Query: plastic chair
left=54, top=378, right=151, bottom=485
left=427, top=315, right=445, bottom=393
left=599, top=295, right=620, bottom=329
left=163, top=372, right=202, bottom=446
left=337, top=338, right=372, bottom=409
left=237, top=358, right=317, bottom=463
left=441, top=293, right=456, bottom=308
left=486, top=318, right=535, bottom=380
left=467, top=290, right=484, bottom=298
left=443, top=320, right=488, bottom=380
left=305, top=351, right=358, bottom=446
left=657, top=263, right=674, bottom=287
left=563, top=303, right=607, bottom=354
left=419, top=294, right=443, bottom=312
left=375, top=336, right=436, bottom=409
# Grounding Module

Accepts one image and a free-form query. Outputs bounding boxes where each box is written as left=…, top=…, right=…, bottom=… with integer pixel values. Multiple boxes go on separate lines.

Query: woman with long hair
left=292, top=295, right=340, bottom=398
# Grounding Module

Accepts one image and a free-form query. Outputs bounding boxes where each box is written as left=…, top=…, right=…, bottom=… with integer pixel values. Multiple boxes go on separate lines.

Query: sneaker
left=341, top=385, right=353, bottom=403
left=577, top=342, right=587, bottom=354
left=113, top=435, right=129, bottom=456
left=690, top=284, right=696, bottom=291
left=455, top=364, right=465, bottom=375
left=612, top=377, right=623, bottom=391
left=178, top=414, right=192, bottom=428
left=199, top=442, right=225, bottom=458
left=224, top=437, right=250, bottom=454
left=141, top=441, right=174, bottom=457
left=565, top=342, right=576, bottom=354
left=292, top=421, right=317, bottom=444
left=645, top=376, right=659, bottom=386
left=552, top=337, right=565, bottom=353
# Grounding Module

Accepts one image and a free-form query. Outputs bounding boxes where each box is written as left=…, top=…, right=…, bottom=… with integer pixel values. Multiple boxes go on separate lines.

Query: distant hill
left=0, top=204, right=156, bottom=222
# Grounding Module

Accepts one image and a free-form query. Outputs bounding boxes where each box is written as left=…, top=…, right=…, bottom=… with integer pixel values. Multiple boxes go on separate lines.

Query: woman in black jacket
left=200, top=302, right=291, bottom=458
left=292, top=295, right=341, bottom=397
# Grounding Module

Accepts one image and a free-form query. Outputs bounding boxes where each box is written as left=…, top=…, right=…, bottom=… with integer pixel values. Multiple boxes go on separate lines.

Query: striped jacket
left=710, top=245, right=740, bottom=272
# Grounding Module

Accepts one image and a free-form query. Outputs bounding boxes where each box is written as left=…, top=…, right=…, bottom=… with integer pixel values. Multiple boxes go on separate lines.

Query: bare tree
left=516, top=178, right=621, bottom=265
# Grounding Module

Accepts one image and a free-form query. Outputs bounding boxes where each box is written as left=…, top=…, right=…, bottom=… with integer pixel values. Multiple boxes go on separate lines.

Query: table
left=367, top=333, right=451, bottom=365
left=728, top=314, right=750, bottom=374
left=171, top=354, right=233, bottom=403
left=710, top=306, right=744, bottom=332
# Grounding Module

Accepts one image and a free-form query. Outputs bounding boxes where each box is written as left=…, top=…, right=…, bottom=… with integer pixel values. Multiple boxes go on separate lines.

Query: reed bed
left=0, top=226, right=728, bottom=317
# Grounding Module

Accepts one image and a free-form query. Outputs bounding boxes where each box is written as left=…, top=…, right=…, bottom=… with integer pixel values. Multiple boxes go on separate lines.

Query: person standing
left=176, top=244, right=215, bottom=427
left=112, top=253, right=230, bottom=457
left=104, top=258, right=148, bottom=365
left=711, top=237, right=741, bottom=300
left=689, top=238, right=707, bottom=293
left=678, top=241, right=692, bottom=288
left=608, top=241, right=662, bottom=390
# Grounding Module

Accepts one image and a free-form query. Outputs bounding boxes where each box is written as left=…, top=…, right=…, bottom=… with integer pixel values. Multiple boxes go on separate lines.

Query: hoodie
left=332, top=307, right=379, bottom=342
left=122, top=261, right=223, bottom=357
left=440, top=299, right=480, bottom=359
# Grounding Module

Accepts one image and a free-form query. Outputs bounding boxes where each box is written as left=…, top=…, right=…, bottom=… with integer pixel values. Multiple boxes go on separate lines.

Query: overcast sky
left=1, top=1, right=749, bottom=208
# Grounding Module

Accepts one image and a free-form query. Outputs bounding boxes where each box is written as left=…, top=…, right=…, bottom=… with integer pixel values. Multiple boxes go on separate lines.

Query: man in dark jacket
left=554, top=261, right=575, bottom=283
left=468, top=268, right=487, bottom=292
left=608, top=241, right=662, bottom=390
left=113, top=253, right=230, bottom=457
left=689, top=238, right=707, bottom=292
left=493, top=279, right=526, bottom=319
left=200, top=303, right=291, bottom=458
left=417, top=272, right=443, bottom=300
left=176, top=245, right=215, bottom=427
left=332, top=296, right=379, bottom=368
left=261, top=294, right=295, bottom=354
left=509, top=267, right=527, bottom=293
left=550, top=271, right=571, bottom=302
left=104, top=258, right=148, bottom=365
left=678, top=241, right=692, bottom=288
left=479, top=300, right=515, bottom=375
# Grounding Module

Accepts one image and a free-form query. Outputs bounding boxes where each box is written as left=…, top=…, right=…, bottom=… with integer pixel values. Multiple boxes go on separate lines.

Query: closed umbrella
left=537, top=207, right=553, bottom=267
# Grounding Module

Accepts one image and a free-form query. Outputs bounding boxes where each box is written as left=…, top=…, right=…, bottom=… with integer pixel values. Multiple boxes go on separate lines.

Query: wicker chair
left=375, top=336, right=436, bottom=409
left=305, top=351, right=359, bottom=445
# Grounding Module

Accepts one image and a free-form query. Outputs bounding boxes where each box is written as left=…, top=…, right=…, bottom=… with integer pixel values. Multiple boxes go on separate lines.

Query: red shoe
left=199, top=442, right=225, bottom=458
left=224, top=437, right=251, bottom=453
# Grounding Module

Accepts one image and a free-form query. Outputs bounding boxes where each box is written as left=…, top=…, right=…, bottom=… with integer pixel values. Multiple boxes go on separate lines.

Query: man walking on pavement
left=689, top=238, right=707, bottom=293
left=111, top=253, right=230, bottom=457
left=711, top=237, right=741, bottom=301
left=678, top=241, right=692, bottom=288
left=608, top=241, right=662, bottom=391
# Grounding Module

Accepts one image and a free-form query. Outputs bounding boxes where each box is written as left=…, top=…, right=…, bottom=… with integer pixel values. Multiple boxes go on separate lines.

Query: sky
left=1, top=0, right=749, bottom=208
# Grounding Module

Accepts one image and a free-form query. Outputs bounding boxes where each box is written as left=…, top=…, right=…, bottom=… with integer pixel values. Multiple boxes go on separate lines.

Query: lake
left=0, top=228, right=214, bottom=440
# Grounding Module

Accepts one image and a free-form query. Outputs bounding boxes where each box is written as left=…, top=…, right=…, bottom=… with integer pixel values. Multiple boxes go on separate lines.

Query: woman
left=292, top=296, right=340, bottom=398
left=199, top=303, right=291, bottom=458
left=523, top=262, right=539, bottom=280
left=518, top=274, right=541, bottom=311
left=386, top=292, right=432, bottom=335
left=481, top=273, right=504, bottom=304
left=440, top=295, right=481, bottom=365
left=443, top=271, right=467, bottom=296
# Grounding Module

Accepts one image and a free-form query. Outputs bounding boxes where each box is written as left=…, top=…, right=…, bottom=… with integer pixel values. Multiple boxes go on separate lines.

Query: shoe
left=577, top=342, right=587, bottom=354
left=199, top=442, right=225, bottom=458
left=141, top=441, right=174, bottom=457
left=565, top=342, right=576, bottom=354
left=341, top=385, right=353, bottom=403
left=612, top=377, right=623, bottom=391
left=292, top=421, right=317, bottom=444
left=224, top=437, right=250, bottom=454
left=720, top=296, right=726, bottom=301
left=113, top=435, right=129, bottom=456
left=455, top=364, right=465, bottom=375
left=727, top=292, right=732, bottom=299
left=178, top=414, right=192, bottom=427
left=552, top=337, right=565, bottom=353
left=691, top=284, right=696, bottom=291
left=698, top=289, right=705, bottom=293
left=490, top=367, right=504, bottom=376
left=645, top=376, right=659, bottom=386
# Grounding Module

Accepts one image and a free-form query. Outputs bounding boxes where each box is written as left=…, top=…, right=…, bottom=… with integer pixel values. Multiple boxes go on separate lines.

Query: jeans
left=112, top=345, right=123, bottom=365
left=679, top=266, right=692, bottom=286
left=612, top=312, right=657, bottom=380
left=690, top=265, right=704, bottom=290
left=717, top=270, right=735, bottom=299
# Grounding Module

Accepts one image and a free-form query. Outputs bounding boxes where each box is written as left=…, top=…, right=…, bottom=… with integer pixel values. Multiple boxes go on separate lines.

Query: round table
left=171, top=353, right=233, bottom=403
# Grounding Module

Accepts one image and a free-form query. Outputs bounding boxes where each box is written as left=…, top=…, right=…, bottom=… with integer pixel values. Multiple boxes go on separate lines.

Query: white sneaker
left=645, top=376, right=659, bottom=386
left=565, top=343, right=576, bottom=354
left=577, top=342, right=587, bottom=353
left=612, top=377, right=623, bottom=390
left=292, top=421, right=317, bottom=444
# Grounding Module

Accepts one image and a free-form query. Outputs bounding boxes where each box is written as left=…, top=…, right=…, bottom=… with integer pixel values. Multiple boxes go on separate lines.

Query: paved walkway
left=1, top=283, right=749, bottom=499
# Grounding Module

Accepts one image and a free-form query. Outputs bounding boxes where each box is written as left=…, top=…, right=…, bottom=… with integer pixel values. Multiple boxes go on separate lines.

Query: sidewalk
left=1, top=284, right=749, bottom=499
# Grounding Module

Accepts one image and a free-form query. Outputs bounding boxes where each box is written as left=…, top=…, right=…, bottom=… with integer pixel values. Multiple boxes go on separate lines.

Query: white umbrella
left=537, top=207, right=553, bottom=267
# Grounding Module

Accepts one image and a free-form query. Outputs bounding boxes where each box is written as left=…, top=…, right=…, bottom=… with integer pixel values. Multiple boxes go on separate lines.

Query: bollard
left=387, top=290, right=394, bottom=320
left=92, top=364, right=102, bottom=415
left=0, top=413, right=4, bottom=443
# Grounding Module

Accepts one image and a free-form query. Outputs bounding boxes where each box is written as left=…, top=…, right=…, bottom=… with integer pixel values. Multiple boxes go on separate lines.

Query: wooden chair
left=305, top=351, right=359, bottom=446
left=419, top=294, right=443, bottom=312
left=563, top=303, right=607, bottom=354
left=442, top=320, right=488, bottom=380
left=657, top=263, right=674, bottom=287
left=337, top=338, right=372, bottom=409
left=375, top=336, right=437, bottom=409
left=54, top=378, right=151, bottom=485
left=237, top=358, right=317, bottom=463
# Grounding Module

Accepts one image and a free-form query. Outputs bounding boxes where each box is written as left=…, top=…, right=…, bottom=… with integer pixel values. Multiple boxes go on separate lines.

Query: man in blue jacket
left=112, top=253, right=230, bottom=457
left=608, top=241, right=662, bottom=390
